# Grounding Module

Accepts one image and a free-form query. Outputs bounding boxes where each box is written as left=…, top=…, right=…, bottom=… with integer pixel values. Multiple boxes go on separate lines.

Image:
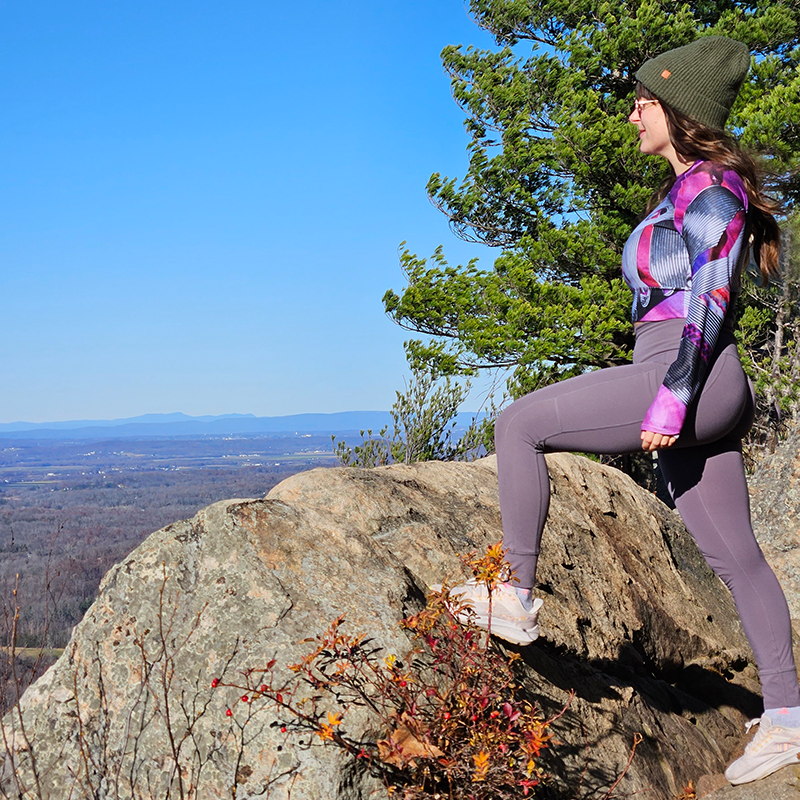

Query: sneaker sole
left=726, top=748, right=800, bottom=784
left=465, top=604, right=542, bottom=645
left=477, top=617, right=539, bottom=645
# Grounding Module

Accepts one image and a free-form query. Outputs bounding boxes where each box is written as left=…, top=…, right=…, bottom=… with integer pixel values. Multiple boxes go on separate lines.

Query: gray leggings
left=496, top=318, right=799, bottom=708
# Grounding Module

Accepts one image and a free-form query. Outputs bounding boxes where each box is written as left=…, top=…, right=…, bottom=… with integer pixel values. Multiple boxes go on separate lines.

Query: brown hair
left=636, top=83, right=781, bottom=283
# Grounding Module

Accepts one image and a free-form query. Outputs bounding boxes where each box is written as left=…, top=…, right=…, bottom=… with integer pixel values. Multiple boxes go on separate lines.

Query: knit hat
left=635, top=36, right=750, bottom=130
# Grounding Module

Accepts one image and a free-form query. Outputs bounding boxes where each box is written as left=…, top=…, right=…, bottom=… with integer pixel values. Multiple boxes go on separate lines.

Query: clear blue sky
left=1, top=1, right=499, bottom=423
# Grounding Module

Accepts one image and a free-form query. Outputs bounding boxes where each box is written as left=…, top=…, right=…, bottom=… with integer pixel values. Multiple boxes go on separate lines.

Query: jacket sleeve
left=641, top=165, right=747, bottom=436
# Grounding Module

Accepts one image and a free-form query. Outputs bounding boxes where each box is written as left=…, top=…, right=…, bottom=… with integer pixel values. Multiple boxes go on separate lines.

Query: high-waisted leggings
left=496, top=317, right=799, bottom=709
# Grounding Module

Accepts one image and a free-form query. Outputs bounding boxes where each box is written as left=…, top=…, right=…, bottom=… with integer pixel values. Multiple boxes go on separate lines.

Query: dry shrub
left=217, top=544, right=569, bottom=799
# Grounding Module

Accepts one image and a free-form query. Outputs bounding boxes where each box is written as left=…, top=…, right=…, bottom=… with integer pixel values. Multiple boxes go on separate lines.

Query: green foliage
left=332, top=369, right=492, bottom=467
left=384, top=0, right=800, bottom=405
left=392, top=369, right=468, bottom=463
left=332, top=427, right=393, bottom=469
left=738, top=211, right=800, bottom=457
left=385, top=246, right=633, bottom=396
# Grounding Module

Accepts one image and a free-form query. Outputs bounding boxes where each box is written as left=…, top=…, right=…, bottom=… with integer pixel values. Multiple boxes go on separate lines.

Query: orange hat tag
left=661, top=69, right=672, bottom=79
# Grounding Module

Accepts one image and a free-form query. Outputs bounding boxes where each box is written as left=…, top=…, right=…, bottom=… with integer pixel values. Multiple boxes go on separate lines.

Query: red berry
left=443, top=712, right=451, bottom=720
left=226, top=708, right=232, bottom=717
left=241, top=695, right=249, bottom=703
left=211, top=678, right=219, bottom=688
left=399, top=680, right=407, bottom=687
left=280, top=726, right=287, bottom=733
left=260, top=684, right=268, bottom=693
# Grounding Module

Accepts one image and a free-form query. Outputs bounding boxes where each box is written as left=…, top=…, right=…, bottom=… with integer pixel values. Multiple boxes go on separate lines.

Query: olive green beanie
left=635, top=36, right=750, bottom=130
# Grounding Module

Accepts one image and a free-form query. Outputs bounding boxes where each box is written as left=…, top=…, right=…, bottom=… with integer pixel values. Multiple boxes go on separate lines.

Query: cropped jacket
left=621, top=160, right=748, bottom=437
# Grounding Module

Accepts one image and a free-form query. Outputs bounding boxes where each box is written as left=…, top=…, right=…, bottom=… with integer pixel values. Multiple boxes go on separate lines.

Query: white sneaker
left=724, top=715, right=800, bottom=784
left=433, top=579, right=543, bottom=645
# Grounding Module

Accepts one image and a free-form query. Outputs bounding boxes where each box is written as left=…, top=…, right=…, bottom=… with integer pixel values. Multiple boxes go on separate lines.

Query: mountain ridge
left=0, top=410, right=483, bottom=440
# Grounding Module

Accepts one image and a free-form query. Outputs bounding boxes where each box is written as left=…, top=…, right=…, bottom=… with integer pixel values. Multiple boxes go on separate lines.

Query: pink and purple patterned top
left=621, top=160, right=748, bottom=436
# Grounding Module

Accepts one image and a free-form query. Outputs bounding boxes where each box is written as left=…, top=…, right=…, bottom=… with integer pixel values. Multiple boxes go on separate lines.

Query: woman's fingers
left=640, top=430, right=678, bottom=451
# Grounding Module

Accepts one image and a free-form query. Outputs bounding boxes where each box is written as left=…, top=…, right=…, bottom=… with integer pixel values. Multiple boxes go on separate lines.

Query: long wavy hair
left=636, top=82, right=781, bottom=283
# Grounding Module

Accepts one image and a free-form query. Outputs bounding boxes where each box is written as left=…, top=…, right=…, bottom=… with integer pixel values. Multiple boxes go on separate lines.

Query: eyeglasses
left=633, top=99, right=660, bottom=114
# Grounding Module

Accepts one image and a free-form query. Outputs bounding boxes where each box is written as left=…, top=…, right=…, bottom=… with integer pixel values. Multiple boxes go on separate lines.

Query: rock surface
left=699, top=766, right=800, bottom=800
left=749, top=425, right=800, bottom=622
left=0, top=453, right=793, bottom=798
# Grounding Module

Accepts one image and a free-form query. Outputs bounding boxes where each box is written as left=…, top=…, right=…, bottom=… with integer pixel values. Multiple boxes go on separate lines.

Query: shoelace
left=744, top=718, right=761, bottom=734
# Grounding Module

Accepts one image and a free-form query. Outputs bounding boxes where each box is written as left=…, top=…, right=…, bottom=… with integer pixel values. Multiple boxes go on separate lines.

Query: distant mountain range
left=0, top=411, right=483, bottom=440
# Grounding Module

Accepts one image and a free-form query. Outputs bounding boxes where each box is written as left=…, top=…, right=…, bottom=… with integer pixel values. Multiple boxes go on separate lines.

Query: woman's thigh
left=495, top=361, right=667, bottom=456
left=496, top=338, right=753, bottom=456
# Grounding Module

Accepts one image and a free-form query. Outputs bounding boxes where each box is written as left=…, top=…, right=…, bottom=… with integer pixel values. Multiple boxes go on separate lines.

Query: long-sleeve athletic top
left=621, top=160, right=748, bottom=437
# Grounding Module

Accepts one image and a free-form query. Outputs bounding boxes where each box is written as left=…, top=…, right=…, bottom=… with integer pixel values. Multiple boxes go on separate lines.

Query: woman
left=449, top=36, right=800, bottom=785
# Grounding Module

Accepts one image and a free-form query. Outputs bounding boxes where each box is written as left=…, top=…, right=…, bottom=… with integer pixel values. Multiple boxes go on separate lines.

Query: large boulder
left=0, top=454, right=786, bottom=798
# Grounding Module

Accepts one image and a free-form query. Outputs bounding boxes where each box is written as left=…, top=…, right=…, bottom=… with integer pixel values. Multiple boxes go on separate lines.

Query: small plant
left=674, top=780, right=697, bottom=800
left=332, top=367, right=493, bottom=467
left=390, top=369, right=469, bottom=464
left=0, top=566, right=246, bottom=800
left=332, top=426, right=393, bottom=468
left=216, top=545, right=568, bottom=799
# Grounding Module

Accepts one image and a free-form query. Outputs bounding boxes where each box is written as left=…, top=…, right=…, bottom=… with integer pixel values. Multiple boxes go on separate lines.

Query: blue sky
left=1, top=1, right=499, bottom=423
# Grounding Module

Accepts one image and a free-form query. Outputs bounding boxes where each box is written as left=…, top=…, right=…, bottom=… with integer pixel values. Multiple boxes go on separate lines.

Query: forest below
left=0, top=433, right=337, bottom=654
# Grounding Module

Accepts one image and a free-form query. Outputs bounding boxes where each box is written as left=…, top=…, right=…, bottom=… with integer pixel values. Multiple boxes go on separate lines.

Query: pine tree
left=384, top=0, right=800, bottom=407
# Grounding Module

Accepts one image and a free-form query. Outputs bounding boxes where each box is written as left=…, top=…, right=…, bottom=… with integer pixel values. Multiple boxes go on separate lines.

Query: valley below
left=0, top=432, right=338, bottom=652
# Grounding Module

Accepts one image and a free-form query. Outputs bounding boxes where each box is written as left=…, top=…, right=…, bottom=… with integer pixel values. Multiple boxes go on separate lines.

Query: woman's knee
left=495, top=401, right=526, bottom=450
left=495, top=393, right=552, bottom=451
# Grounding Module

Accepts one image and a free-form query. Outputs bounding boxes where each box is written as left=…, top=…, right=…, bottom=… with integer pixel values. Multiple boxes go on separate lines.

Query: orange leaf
left=377, top=712, right=444, bottom=768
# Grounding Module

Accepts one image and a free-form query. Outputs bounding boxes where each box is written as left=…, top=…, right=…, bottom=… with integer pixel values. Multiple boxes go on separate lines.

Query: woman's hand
left=640, top=430, right=678, bottom=452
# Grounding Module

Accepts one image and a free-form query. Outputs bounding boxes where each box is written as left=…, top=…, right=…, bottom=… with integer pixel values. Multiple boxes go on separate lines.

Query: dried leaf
left=377, top=712, right=444, bottom=768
